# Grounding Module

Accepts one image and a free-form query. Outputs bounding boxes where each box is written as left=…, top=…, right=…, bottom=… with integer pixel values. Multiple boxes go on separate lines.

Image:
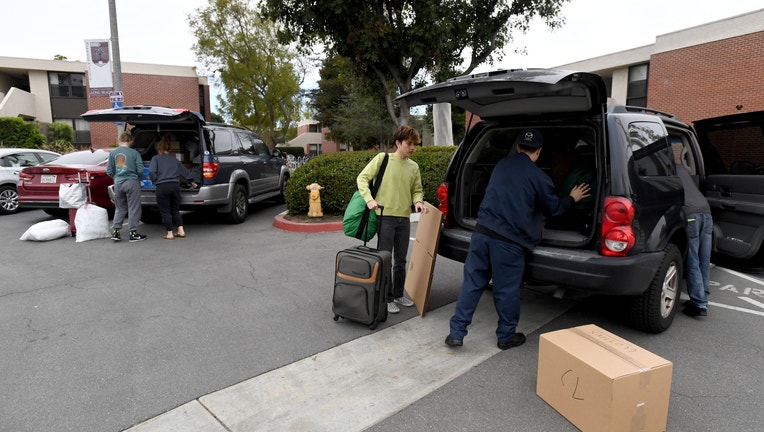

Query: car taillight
left=436, top=182, right=450, bottom=227
left=203, top=161, right=219, bottom=179
left=600, top=196, right=636, bottom=257
left=18, top=172, right=34, bottom=181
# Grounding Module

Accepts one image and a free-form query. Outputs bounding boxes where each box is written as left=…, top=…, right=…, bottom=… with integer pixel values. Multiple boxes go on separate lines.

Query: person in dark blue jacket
left=149, top=135, right=196, bottom=240
left=446, top=128, right=590, bottom=350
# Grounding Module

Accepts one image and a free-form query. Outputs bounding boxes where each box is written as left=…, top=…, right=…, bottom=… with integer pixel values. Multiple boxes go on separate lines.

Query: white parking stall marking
left=705, top=266, right=764, bottom=317
left=717, top=267, right=764, bottom=286
left=737, top=297, right=764, bottom=311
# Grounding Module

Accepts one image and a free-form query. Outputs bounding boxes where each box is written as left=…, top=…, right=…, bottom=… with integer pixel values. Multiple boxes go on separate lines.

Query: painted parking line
left=124, top=291, right=573, bottom=432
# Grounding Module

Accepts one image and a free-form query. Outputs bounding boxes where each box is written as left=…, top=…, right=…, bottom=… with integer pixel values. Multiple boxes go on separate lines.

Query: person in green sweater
left=106, top=131, right=147, bottom=242
left=357, top=126, right=425, bottom=314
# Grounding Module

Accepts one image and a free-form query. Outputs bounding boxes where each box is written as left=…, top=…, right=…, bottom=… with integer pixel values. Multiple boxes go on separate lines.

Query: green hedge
left=285, top=146, right=456, bottom=215
left=0, top=117, right=46, bottom=149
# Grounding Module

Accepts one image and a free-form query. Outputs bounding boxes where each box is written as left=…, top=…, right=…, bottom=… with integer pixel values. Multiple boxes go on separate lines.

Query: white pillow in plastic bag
left=75, top=204, right=111, bottom=242
left=20, top=219, right=71, bottom=241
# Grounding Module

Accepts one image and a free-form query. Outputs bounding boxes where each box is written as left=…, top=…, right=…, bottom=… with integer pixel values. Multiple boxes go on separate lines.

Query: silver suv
left=82, top=106, right=290, bottom=224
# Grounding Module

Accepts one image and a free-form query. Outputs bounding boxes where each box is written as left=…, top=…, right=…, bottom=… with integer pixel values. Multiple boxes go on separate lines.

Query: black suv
left=400, top=69, right=763, bottom=333
left=82, top=106, right=290, bottom=224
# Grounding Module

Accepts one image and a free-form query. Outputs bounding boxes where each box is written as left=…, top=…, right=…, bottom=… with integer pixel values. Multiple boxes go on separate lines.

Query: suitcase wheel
left=333, top=315, right=340, bottom=321
left=369, top=323, right=377, bottom=330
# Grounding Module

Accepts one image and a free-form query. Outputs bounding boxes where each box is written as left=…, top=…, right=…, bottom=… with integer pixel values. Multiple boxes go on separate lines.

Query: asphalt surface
left=2, top=204, right=763, bottom=431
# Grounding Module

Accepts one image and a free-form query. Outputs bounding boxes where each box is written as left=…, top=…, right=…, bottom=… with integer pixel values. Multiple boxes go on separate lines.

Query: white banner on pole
left=85, top=39, right=113, bottom=97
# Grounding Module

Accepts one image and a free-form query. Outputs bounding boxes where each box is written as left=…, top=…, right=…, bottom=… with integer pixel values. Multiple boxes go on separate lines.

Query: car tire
left=627, top=244, right=682, bottom=333
left=44, top=208, right=69, bottom=219
left=225, top=183, right=248, bottom=224
left=0, top=184, right=19, bottom=215
left=275, top=174, right=289, bottom=204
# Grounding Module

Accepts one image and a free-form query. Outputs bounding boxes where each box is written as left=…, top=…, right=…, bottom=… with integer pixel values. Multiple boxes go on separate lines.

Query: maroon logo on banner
left=90, top=42, right=110, bottom=64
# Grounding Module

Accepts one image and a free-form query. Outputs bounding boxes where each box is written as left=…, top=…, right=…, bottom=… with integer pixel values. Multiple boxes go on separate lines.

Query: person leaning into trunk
left=676, top=163, right=712, bottom=318
left=149, top=135, right=197, bottom=240
left=107, top=131, right=147, bottom=242
left=446, top=128, right=590, bottom=350
left=357, top=126, right=425, bottom=314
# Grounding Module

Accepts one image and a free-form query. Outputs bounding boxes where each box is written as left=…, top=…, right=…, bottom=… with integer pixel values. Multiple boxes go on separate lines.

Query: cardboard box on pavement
left=404, top=202, right=443, bottom=317
left=536, top=324, right=673, bottom=432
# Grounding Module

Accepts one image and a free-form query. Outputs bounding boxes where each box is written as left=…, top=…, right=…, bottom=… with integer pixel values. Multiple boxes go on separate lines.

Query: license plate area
left=41, top=174, right=57, bottom=184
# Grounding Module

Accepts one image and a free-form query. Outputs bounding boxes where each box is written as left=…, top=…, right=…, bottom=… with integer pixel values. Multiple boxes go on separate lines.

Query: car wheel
left=225, top=183, right=248, bottom=224
left=628, top=244, right=682, bottom=333
left=275, top=174, right=289, bottom=204
left=0, top=184, right=19, bottom=215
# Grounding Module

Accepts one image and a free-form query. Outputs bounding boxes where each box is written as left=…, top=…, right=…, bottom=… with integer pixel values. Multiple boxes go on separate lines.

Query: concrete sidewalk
left=125, top=289, right=572, bottom=432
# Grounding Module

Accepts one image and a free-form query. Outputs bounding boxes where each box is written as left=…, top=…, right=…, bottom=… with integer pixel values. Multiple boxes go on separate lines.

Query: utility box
left=536, top=324, right=673, bottom=432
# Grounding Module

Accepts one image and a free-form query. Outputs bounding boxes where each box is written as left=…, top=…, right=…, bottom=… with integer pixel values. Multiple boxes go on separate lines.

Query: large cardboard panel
left=404, top=202, right=442, bottom=317
left=536, top=324, right=673, bottom=432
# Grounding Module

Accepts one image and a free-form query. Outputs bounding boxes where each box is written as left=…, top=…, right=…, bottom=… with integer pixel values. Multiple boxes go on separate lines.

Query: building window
left=309, top=143, right=322, bottom=155
left=308, top=123, right=321, bottom=133
left=626, top=64, right=649, bottom=107
left=49, top=72, right=86, bottom=98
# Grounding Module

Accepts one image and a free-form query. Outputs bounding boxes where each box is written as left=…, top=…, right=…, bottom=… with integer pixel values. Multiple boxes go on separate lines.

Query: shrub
left=44, top=139, right=76, bottom=154
left=0, top=117, right=46, bottom=149
left=285, top=146, right=456, bottom=215
left=47, top=122, right=74, bottom=143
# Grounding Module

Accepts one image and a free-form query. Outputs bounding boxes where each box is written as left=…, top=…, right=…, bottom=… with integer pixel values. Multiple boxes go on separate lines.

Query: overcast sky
left=2, top=0, right=762, bottom=108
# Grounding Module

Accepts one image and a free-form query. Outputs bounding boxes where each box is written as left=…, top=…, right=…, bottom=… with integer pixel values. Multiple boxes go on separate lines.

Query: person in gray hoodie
left=107, top=131, right=147, bottom=242
left=149, top=135, right=196, bottom=240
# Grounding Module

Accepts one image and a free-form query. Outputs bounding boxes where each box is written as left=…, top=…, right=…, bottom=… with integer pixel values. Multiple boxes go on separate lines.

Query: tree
left=263, top=0, right=568, bottom=127
left=310, top=55, right=393, bottom=149
left=189, top=0, right=305, bottom=146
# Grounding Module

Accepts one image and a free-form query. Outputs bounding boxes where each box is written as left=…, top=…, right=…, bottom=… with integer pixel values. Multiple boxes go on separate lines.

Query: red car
left=17, top=149, right=114, bottom=216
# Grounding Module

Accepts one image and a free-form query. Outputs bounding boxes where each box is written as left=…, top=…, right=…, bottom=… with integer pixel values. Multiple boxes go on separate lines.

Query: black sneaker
left=129, top=231, right=147, bottom=242
left=497, top=332, right=526, bottom=350
left=445, top=335, right=463, bottom=347
left=682, top=303, right=708, bottom=317
left=111, top=229, right=121, bottom=242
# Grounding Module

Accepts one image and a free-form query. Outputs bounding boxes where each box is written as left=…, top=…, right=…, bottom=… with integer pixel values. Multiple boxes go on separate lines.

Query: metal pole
left=108, top=0, right=123, bottom=140
left=108, top=0, right=123, bottom=93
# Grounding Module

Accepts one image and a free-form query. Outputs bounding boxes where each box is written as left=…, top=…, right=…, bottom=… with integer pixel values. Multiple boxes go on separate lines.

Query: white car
left=0, top=148, right=60, bottom=214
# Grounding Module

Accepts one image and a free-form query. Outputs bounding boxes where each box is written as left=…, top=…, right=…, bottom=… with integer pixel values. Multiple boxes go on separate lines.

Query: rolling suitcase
left=333, top=206, right=389, bottom=330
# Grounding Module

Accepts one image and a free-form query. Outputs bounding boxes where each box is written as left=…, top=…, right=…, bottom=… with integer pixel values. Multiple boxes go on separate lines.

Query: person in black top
left=149, top=135, right=196, bottom=240
left=676, top=163, right=713, bottom=317
left=446, top=128, right=590, bottom=350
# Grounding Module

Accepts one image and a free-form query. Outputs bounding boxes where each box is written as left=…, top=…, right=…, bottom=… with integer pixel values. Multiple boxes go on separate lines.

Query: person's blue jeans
left=449, top=232, right=525, bottom=344
left=685, top=212, right=713, bottom=308
left=377, top=216, right=411, bottom=300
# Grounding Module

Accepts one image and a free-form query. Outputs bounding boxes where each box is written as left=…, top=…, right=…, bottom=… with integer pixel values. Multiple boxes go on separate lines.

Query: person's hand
left=414, top=201, right=425, bottom=213
left=366, top=199, right=379, bottom=210
left=569, top=183, right=591, bottom=202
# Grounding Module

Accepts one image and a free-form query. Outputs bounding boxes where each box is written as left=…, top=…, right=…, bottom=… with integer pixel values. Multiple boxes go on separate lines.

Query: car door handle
left=720, top=201, right=736, bottom=209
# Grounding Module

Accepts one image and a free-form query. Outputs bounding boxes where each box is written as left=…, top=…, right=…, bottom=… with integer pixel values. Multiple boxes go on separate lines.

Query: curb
left=273, top=211, right=343, bottom=233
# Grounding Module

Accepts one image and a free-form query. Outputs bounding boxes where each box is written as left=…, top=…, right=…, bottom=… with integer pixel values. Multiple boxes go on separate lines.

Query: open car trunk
left=453, top=124, right=600, bottom=246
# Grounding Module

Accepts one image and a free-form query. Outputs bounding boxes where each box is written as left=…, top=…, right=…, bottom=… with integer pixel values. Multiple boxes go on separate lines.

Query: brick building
left=558, top=9, right=764, bottom=125
left=0, top=56, right=209, bottom=149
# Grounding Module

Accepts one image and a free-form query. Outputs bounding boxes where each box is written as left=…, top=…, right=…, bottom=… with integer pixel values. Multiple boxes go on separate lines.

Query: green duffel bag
left=343, top=190, right=377, bottom=242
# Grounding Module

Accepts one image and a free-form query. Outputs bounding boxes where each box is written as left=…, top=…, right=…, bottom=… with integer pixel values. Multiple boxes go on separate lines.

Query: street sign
left=109, top=91, right=124, bottom=103
left=112, top=101, right=123, bottom=109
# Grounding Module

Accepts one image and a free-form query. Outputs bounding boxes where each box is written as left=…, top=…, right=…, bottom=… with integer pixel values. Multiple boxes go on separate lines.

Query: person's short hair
left=393, top=126, right=421, bottom=145
left=119, top=131, right=132, bottom=143
left=155, top=135, right=173, bottom=154
left=515, top=128, right=543, bottom=150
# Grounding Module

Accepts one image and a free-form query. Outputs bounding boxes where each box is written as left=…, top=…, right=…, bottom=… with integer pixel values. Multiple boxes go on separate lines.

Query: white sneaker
left=394, top=296, right=414, bottom=307
left=387, top=301, right=400, bottom=314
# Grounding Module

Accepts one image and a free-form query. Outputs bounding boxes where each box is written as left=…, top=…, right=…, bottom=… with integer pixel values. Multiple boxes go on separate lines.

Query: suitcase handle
left=362, top=205, right=383, bottom=249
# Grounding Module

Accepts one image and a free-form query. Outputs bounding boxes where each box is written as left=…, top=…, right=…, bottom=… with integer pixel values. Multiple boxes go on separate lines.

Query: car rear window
left=53, top=150, right=110, bottom=165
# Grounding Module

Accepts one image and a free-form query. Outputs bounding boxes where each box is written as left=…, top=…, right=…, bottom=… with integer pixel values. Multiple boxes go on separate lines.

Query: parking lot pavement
left=124, top=289, right=573, bottom=431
